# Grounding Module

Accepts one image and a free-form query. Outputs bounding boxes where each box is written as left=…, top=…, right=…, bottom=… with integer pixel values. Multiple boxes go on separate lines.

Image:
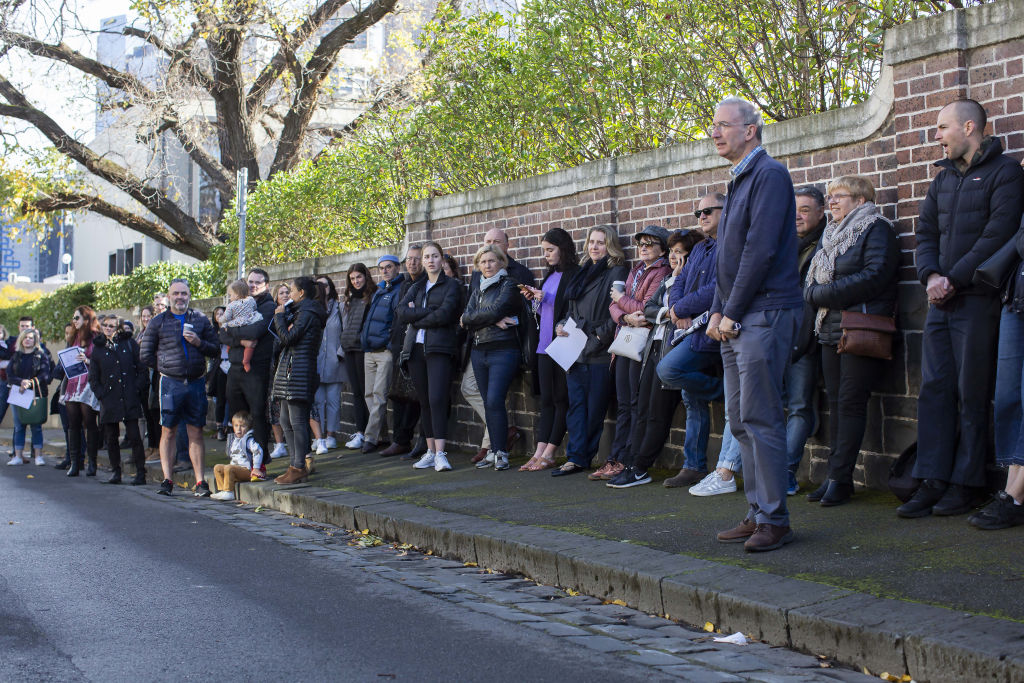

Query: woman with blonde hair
left=551, top=225, right=629, bottom=477
left=6, top=327, right=51, bottom=466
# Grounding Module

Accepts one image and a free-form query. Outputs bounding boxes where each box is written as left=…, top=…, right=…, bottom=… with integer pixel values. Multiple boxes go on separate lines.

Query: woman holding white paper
left=551, top=225, right=629, bottom=477
left=62, top=306, right=102, bottom=477
left=6, top=328, right=51, bottom=466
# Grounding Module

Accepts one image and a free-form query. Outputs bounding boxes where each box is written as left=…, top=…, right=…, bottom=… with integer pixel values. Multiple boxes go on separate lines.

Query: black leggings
left=628, top=342, right=683, bottom=472
left=142, top=404, right=160, bottom=448
left=344, top=350, right=369, bottom=432
left=820, top=344, right=884, bottom=485
left=66, top=401, right=100, bottom=465
left=406, top=346, right=452, bottom=441
left=535, top=353, right=569, bottom=447
left=104, top=420, right=145, bottom=472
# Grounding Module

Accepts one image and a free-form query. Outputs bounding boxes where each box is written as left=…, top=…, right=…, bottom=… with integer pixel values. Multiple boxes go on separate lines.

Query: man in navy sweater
left=707, top=97, right=804, bottom=552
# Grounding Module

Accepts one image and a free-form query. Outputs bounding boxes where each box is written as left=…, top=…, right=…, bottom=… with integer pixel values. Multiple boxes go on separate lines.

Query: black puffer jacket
left=916, top=136, right=1024, bottom=295
left=139, top=309, right=219, bottom=379
left=218, top=291, right=277, bottom=370
left=88, top=330, right=149, bottom=424
left=271, top=298, right=327, bottom=402
left=461, top=276, right=523, bottom=347
left=339, top=294, right=370, bottom=353
left=564, top=258, right=630, bottom=365
left=804, top=218, right=900, bottom=345
left=397, top=272, right=463, bottom=362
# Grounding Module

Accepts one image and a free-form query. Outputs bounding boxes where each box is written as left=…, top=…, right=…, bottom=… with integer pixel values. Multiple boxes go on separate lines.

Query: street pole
left=236, top=167, right=248, bottom=280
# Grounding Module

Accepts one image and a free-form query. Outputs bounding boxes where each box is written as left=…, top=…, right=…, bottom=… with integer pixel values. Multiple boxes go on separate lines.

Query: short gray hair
left=717, top=96, right=763, bottom=140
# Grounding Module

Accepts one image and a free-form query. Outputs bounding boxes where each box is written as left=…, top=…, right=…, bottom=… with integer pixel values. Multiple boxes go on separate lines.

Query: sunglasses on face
left=637, top=240, right=658, bottom=248
left=72, top=315, right=82, bottom=321
left=694, top=207, right=723, bottom=218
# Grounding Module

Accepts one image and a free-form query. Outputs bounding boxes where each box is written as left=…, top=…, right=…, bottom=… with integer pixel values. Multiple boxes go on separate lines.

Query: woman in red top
left=63, top=306, right=102, bottom=477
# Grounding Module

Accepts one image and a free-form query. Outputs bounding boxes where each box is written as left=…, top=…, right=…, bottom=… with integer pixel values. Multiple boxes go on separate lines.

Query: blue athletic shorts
left=159, top=375, right=208, bottom=428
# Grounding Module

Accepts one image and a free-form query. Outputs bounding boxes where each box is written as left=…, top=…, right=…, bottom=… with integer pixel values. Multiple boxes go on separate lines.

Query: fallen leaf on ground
left=254, top=506, right=264, bottom=512
left=26, top=474, right=34, bottom=479
left=463, top=561, right=478, bottom=567
left=605, top=599, right=627, bottom=607
left=703, top=622, right=715, bottom=633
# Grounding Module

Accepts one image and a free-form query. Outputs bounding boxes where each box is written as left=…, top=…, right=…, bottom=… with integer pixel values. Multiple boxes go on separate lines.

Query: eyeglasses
left=694, top=207, right=723, bottom=218
left=637, top=240, right=658, bottom=248
left=826, top=193, right=853, bottom=203
left=706, top=121, right=750, bottom=136
left=72, top=315, right=82, bottom=321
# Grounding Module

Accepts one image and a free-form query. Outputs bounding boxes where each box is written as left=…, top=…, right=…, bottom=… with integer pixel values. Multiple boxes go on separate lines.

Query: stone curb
left=221, top=480, right=1024, bottom=683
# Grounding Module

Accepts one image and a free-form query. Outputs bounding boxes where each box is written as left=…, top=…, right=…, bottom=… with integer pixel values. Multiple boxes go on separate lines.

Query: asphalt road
left=0, top=465, right=658, bottom=682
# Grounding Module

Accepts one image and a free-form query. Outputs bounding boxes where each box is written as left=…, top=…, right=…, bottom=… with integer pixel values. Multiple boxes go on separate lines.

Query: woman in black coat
left=551, top=225, right=630, bottom=477
left=397, top=241, right=463, bottom=473
left=271, top=276, right=327, bottom=484
left=461, top=245, right=528, bottom=472
left=519, top=228, right=578, bottom=471
left=804, top=175, right=899, bottom=507
left=88, top=315, right=149, bottom=485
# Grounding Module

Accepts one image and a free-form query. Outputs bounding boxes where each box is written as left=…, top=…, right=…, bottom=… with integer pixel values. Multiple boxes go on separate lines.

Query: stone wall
left=381, top=0, right=1024, bottom=489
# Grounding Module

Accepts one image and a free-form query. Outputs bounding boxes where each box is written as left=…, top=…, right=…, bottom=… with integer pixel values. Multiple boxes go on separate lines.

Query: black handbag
left=974, top=237, right=1021, bottom=289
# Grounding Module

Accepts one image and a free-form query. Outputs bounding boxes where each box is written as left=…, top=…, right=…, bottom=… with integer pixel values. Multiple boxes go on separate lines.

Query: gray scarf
left=479, top=268, right=508, bottom=292
left=805, top=201, right=892, bottom=333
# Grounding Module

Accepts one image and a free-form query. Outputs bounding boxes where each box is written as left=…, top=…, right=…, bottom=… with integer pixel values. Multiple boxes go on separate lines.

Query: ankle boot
left=67, top=454, right=83, bottom=477
left=820, top=480, right=854, bottom=507
left=55, top=454, right=71, bottom=469
left=85, top=454, right=97, bottom=477
left=129, top=469, right=146, bottom=485
left=105, top=468, right=122, bottom=484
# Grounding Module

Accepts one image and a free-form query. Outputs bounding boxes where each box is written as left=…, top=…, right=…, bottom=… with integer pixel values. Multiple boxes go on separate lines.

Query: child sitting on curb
left=211, top=411, right=266, bottom=501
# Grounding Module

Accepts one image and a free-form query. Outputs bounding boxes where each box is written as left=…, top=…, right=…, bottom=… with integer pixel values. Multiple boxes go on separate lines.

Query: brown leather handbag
left=838, top=308, right=896, bottom=360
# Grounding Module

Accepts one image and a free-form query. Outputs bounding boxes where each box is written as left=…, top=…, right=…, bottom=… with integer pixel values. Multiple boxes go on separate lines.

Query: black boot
left=932, top=484, right=976, bottom=516
left=820, top=480, right=854, bottom=507
left=85, top=454, right=97, bottom=477
left=67, top=453, right=83, bottom=477
left=130, top=449, right=146, bottom=485
left=806, top=480, right=830, bottom=503
left=129, top=470, right=146, bottom=485
left=104, top=468, right=122, bottom=484
left=897, top=479, right=946, bottom=518
left=54, top=455, right=71, bottom=469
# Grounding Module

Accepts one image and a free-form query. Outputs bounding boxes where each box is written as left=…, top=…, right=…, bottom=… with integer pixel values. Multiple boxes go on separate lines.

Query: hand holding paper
left=545, top=317, right=588, bottom=371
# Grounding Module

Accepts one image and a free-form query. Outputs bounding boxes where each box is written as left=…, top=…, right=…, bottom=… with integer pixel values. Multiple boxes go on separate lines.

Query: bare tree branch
left=120, top=25, right=214, bottom=91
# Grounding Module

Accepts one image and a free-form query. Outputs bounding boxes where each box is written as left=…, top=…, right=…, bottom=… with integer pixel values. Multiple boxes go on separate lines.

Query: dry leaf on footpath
left=604, top=599, right=627, bottom=607
left=703, top=622, right=715, bottom=633
left=463, top=561, right=478, bottom=567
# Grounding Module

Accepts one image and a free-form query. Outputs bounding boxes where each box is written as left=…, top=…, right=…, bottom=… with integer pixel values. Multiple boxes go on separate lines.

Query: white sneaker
left=413, top=451, right=436, bottom=469
left=210, top=490, right=235, bottom=501
left=689, top=471, right=738, bottom=497
left=344, top=433, right=364, bottom=449
left=493, top=451, right=509, bottom=471
left=34, top=455, right=45, bottom=466
left=434, top=451, right=452, bottom=472
left=475, top=450, right=496, bottom=469
left=315, top=439, right=328, bottom=455
left=270, top=442, right=288, bottom=459
left=6, top=455, right=24, bottom=466
left=324, top=435, right=338, bottom=450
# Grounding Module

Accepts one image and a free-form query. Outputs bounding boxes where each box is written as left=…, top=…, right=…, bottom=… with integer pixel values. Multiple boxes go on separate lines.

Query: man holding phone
left=139, top=278, right=219, bottom=496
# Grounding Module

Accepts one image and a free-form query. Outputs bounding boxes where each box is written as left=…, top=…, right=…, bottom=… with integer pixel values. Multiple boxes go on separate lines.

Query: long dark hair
left=66, top=305, right=99, bottom=347
left=293, top=276, right=319, bottom=302
left=342, top=264, right=372, bottom=303
left=541, top=228, right=578, bottom=277
left=314, top=274, right=339, bottom=303
left=211, top=306, right=226, bottom=332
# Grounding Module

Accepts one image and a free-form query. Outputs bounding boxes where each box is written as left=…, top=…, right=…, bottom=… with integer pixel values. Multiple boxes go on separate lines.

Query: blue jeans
left=13, top=413, right=42, bottom=450
left=995, top=307, right=1024, bottom=467
left=783, top=350, right=819, bottom=474
left=716, top=372, right=743, bottom=473
left=471, top=347, right=520, bottom=453
left=659, top=343, right=722, bottom=471
left=566, top=362, right=613, bottom=467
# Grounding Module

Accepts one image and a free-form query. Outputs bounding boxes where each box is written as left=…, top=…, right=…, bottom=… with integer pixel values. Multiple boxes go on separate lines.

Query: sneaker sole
left=690, top=486, right=737, bottom=497
left=607, top=478, right=651, bottom=489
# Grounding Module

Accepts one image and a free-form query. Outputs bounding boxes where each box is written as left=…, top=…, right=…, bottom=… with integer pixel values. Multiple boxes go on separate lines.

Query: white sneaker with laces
left=689, top=470, right=738, bottom=497
left=315, top=439, right=328, bottom=455
left=34, top=455, right=45, bottom=466
left=344, top=433, right=364, bottom=449
left=270, top=442, right=288, bottom=459
left=6, top=455, right=24, bottom=466
left=210, top=490, right=235, bottom=501
left=324, top=435, right=338, bottom=449
left=475, top=450, right=496, bottom=469
left=413, top=450, right=436, bottom=469
left=434, top=451, right=452, bottom=472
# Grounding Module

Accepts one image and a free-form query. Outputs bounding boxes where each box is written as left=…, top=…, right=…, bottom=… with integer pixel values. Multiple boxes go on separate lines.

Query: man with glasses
left=784, top=186, right=828, bottom=495
left=705, top=96, right=804, bottom=552
left=219, top=268, right=277, bottom=458
left=140, top=278, right=219, bottom=496
left=360, top=255, right=405, bottom=455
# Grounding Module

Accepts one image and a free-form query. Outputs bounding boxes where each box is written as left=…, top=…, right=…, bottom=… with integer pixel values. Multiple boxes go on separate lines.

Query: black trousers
left=343, top=350, right=369, bottom=433
left=406, top=345, right=452, bottom=441
left=609, top=357, right=642, bottom=464
left=104, top=420, right=145, bottom=473
left=628, top=345, right=683, bottom=472
left=820, top=344, right=884, bottom=485
left=66, top=402, right=99, bottom=466
left=226, top=364, right=271, bottom=457
left=535, top=354, right=569, bottom=447
left=913, top=295, right=1001, bottom=487
left=142, top=403, right=160, bottom=449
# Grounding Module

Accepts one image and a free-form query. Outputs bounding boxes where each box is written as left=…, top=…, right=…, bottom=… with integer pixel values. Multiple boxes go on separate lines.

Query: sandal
left=551, top=462, right=587, bottom=477
left=531, top=454, right=557, bottom=471
left=518, top=454, right=541, bottom=472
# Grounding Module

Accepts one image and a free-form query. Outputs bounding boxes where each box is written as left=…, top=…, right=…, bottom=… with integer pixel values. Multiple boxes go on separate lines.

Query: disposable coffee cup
left=182, top=323, right=194, bottom=337
left=612, top=281, right=626, bottom=294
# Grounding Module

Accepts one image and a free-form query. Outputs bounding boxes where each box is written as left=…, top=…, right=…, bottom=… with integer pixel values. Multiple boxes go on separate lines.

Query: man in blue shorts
left=140, top=278, right=219, bottom=496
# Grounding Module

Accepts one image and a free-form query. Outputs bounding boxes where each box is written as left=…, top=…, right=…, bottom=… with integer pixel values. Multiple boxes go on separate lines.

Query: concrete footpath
left=18, top=430, right=1024, bottom=682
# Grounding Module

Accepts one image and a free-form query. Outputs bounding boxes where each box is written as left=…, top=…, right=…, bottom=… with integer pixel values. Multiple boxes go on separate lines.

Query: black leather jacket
left=804, top=217, right=900, bottom=345
left=462, top=276, right=522, bottom=347
left=397, top=272, right=463, bottom=361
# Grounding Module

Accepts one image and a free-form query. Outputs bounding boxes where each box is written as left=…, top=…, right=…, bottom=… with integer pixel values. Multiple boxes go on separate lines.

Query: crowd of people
left=5, top=95, right=1024, bottom=551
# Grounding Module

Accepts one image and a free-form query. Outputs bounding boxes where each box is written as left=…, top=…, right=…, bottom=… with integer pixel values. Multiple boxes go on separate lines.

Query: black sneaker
left=607, top=466, right=652, bottom=489
left=194, top=481, right=212, bottom=498
left=968, top=491, right=1024, bottom=530
left=157, top=479, right=174, bottom=496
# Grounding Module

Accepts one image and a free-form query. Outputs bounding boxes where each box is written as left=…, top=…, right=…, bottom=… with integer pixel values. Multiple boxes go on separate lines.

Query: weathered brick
left=908, top=74, right=941, bottom=95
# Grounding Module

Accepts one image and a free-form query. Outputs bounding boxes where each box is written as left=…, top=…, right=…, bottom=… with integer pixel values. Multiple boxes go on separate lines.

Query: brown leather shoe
left=743, top=523, right=794, bottom=552
left=377, top=442, right=409, bottom=457
left=663, top=468, right=708, bottom=488
left=506, top=426, right=521, bottom=451
left=274, top=466, right=309, bottom=484
left=717, top=518, right=757, bottom=543
left=471, top=447, right=489, bottom=464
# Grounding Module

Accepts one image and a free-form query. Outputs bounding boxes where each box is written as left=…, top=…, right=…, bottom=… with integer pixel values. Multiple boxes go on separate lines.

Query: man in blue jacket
left=140, top=278, right=219, bottom=496
left=707, top=97, right=804, bottom=552
left=360, top=255, right=405, bottom=454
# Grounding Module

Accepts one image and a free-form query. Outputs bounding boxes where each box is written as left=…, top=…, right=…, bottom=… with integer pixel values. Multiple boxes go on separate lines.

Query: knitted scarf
left=479, top=268, right=508, bottom=292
